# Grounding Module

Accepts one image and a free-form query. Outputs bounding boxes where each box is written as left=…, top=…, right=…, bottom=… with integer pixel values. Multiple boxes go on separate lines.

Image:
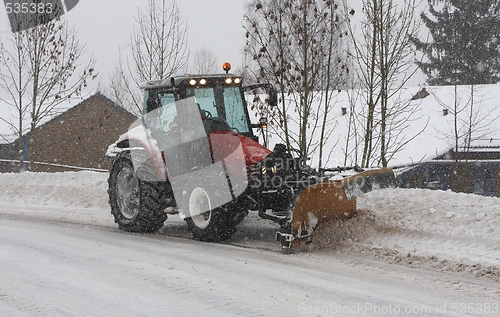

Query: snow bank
left=0, top=171, right=113, bottom=228
left=0, top=171, right=109, bottom=209
left=359, top=188, right=500, bottom=240
left=312, top=188, right=500, bottom=281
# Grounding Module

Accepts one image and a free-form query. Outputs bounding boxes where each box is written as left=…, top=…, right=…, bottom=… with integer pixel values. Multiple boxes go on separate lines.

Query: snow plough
left=106, top=63, right=394, bottom=251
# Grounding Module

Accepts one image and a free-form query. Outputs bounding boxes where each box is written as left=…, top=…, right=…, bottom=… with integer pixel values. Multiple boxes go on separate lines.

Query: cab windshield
left=185, top=86, right=250, bottom=133
left=143, top=85, right=251, bottom=136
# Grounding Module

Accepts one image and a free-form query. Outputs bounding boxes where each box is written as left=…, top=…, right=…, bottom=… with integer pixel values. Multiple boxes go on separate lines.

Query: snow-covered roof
left=366, top=84, right=500, bottom=167
left=258, top=84, right=500, bottom=168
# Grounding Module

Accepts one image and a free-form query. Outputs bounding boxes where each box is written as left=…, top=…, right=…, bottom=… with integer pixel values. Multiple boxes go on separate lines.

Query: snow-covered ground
left=1, top=171, right=499, bottom=316
left=315, top=188, right=500, bottom=280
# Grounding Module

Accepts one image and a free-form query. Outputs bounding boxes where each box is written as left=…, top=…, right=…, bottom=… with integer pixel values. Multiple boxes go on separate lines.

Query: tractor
left=106, top=63, right=394, bottom=251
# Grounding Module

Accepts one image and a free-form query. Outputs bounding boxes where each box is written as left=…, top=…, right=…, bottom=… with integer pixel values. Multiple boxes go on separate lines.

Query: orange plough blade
left=276, top=168, right=394, bottom=250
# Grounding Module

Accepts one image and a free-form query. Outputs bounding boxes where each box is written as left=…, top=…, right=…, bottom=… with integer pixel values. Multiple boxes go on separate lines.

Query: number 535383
left=5, top=2, right=53, bottom=14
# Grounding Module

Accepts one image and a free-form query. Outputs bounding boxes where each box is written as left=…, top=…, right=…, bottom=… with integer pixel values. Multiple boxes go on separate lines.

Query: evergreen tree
left=413, top=0, right=500, bottom=85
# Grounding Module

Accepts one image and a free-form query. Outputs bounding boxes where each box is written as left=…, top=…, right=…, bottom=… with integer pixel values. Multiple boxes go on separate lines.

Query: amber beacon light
left=222, top=62, right=231, bottom=74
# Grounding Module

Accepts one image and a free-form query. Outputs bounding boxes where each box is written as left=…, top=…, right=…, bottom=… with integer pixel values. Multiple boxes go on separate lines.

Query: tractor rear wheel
left=184, top=186, right=238, bottom=242
left=108, top=152, right=170, bottom=233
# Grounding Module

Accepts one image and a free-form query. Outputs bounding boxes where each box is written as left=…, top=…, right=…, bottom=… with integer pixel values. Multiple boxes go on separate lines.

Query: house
left=358, top=84, right=500, bottom=196
left=0, top=93, right=137, bottom=172
left=270, top=83, right=500, bottom=196
left=396, top=143, right=500, bottom=197
left=391, top=85, right=500, bottom=197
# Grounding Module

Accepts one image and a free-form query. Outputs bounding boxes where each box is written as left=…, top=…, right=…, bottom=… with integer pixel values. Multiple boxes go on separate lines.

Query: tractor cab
left=140, top=73, right=256, bottom=141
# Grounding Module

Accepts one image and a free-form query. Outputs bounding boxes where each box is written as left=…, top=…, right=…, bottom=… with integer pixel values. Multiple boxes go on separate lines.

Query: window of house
left=424, top=164, right=451, bottom=190
left=471, top=165, right=497, bottom=197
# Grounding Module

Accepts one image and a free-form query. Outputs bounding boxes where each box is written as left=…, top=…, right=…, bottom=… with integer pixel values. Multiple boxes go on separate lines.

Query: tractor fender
left=106, top=125, right=166, bottom=180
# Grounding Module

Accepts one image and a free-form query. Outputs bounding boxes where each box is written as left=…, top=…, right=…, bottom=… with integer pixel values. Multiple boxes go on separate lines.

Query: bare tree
left=191, top=48, right=218, bottom=74
left=0, top=15, right=95, bottom=171
left=342, top=75, right=363, bottom=166
left=244, top=0, right=349, bottom=164
left=433, top=85, right=497, bottom=161
left=316, top=3, right=352, bottom=170
left=25, top=19, right=95, bottom=170
left=108, top=50, right=139, bottom=114
left=110, top=0, right=189, bottom=114
left=461, top=85, right=497, bottom=153
left=345, top=0, right=421, bottom=167
left=0, top=30, right=29, bottom=170
left=244, top=0, right=293, bottom=149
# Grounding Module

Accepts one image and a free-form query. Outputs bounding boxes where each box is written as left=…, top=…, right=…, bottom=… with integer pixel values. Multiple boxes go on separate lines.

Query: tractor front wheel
left=185, top=186, right=238, bottom=242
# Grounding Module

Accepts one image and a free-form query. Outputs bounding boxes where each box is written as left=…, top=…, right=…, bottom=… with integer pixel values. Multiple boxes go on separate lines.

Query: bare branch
left=0, top=15, right=97, bottom=171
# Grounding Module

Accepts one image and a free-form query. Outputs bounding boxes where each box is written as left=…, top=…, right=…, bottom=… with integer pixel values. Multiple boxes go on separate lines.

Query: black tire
left=108, top=152, right=170, bottom=233
left=184, top=186, right=239, bottom=242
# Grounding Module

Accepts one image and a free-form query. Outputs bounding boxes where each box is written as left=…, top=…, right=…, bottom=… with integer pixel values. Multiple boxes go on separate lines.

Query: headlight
left=262, top=165, right=277, bottom=174
left=261, top=155, right=279, bottom=176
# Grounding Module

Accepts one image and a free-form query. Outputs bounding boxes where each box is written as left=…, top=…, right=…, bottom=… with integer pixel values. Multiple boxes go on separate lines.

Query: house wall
left=450, top=164, right=471, bottom=194
left=0, top=143, right=15, bottom=172
left=0, top=137, right=28, bottom=173
left=397, top=161, right=500, bottom=197
left=28, top=96, right=136, bottom=172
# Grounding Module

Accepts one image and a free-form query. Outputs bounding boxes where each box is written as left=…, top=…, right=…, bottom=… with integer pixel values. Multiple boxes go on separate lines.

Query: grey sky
left=1, top=0, right=248, bottom=82
left=71, top=0, right=247, bottom=75
left=0, top=0, right=426, bottom=92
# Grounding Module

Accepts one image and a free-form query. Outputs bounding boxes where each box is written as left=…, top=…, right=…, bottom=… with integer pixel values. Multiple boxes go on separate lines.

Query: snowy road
left=1, top=215, right=499, bottom=317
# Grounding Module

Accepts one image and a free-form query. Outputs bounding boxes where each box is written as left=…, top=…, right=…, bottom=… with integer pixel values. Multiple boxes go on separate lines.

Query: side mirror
left=251, top=117, right=268, bottom=129
left=259, top=116, right=268, bottom=129
left=269, top=87, right=278, bottom=108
